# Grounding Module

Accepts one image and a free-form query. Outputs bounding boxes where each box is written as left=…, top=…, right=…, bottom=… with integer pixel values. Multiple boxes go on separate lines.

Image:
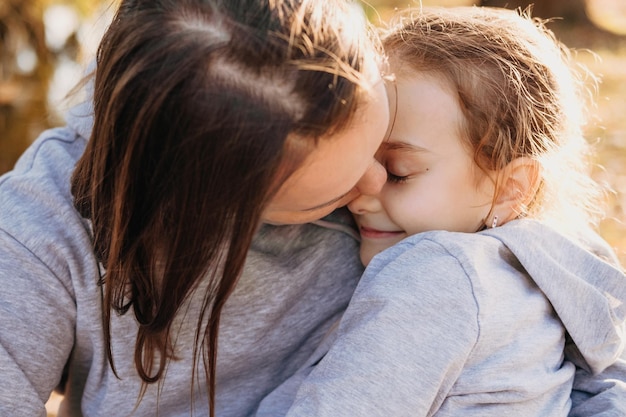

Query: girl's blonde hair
left=382, top=6, right=606, bottom=232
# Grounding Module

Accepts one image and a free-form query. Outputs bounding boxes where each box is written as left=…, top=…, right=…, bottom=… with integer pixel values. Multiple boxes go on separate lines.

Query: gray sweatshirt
left=256, top=221, right=626, bottom=417
left=0, top=98, right=363, bottom=416
left=1, top=97, right=625, bottom=416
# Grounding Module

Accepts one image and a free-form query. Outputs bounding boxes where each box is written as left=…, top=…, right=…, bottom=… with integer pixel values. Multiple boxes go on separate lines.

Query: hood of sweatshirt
left=65, top=63, right=95, bottom=143
left=483, top=219, right=626, bottom=375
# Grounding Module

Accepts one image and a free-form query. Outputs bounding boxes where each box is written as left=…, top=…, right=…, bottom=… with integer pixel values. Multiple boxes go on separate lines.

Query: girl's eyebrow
left=382, top=141, right=428, bottom=153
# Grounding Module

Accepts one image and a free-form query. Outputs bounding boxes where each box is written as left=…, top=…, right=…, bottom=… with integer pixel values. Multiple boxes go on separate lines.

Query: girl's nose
left=347, top=192, right=383, bottom=215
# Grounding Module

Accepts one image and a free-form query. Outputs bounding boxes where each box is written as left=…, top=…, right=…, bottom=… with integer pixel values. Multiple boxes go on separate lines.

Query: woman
left=0, top=0, right=388, bottom=415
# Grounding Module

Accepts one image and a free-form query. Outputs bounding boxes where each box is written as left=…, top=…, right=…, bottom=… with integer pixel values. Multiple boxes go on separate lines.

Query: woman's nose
left=355, top=159, right=386, bottom=196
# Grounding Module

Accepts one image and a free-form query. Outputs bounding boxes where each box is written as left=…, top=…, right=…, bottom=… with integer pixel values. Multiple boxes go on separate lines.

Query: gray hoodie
left=0, top=96, right=363, bottom=416
left=257, top=221, right=626, bottom=416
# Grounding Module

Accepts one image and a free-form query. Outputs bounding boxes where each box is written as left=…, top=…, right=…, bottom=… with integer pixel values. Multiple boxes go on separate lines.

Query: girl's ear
left=492, top=157, right=541, bottom=225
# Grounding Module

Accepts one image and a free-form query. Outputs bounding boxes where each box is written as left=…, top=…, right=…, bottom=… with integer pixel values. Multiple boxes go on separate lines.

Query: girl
left=256, top=6, right=626, bottom=417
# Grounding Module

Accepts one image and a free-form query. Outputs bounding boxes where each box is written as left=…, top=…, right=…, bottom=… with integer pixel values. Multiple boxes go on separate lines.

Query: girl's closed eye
left=381, top=150, right=428, bottom=184
left=387, top=170, right=410, bottom=184
left=385, top=162, right=429, bottom=184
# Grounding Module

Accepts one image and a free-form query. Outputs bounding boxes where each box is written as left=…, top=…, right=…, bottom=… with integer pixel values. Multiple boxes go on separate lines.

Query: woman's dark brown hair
left=70, top=0, right=375, bottom=413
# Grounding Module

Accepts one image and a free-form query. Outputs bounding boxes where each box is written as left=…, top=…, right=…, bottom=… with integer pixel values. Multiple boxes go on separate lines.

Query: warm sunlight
left=588, top=0, right=626, bottom=35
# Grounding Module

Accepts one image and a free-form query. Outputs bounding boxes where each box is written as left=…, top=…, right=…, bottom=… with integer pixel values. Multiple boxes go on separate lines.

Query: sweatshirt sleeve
left=0, top=130, right=85, bottom=417
left=282, top=239, right=480, bottom=417
left=569, top=353, right=626, bottom=417
left=561, top=226, right=626, bottom=417
left=0, top=229, right=76, bottom=417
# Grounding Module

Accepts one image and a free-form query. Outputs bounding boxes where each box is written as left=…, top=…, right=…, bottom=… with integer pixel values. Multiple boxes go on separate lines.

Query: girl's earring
left=491, top=215, right=499, bottom=228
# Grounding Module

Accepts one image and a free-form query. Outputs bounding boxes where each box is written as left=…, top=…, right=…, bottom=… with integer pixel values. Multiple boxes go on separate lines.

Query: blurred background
left=0, top=1, right=624, bottom=413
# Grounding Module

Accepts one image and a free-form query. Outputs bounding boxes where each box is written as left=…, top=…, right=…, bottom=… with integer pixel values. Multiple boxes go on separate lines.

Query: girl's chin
left=359, top=243, right=392, bottom=266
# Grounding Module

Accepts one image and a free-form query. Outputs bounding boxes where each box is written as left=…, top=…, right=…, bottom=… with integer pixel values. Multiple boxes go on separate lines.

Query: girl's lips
left=359, top=226, right=405, bottom=239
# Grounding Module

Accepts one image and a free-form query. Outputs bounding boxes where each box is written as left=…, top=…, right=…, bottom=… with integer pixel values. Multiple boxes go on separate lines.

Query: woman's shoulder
left=0, top=126, right=93, bottom=284
left=1, top=126, right=86, bottom=220
left=4, top=125, right=85, bottom=179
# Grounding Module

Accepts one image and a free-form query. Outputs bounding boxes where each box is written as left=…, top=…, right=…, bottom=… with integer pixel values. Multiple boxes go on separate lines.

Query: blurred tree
left=481, top=0, right=588, bottom=23
left=362, top=0, right=477, bottom=23
left=0, top=0, right=53, bottom=173
left=0, top=0, right=51, bottom=100
left=0, top=0, right=107, bottom=173
left=479, top=0, right=625, bottom=47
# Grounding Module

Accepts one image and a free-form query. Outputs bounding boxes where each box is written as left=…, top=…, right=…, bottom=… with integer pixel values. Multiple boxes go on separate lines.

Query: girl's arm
left=257, top=231, right=586, bottom=417
left=276, top=239, right=481, bottom=417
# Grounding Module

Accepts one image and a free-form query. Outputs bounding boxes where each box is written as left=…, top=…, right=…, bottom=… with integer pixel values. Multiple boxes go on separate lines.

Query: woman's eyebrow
left=301, top=189, right=353, bottom=212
